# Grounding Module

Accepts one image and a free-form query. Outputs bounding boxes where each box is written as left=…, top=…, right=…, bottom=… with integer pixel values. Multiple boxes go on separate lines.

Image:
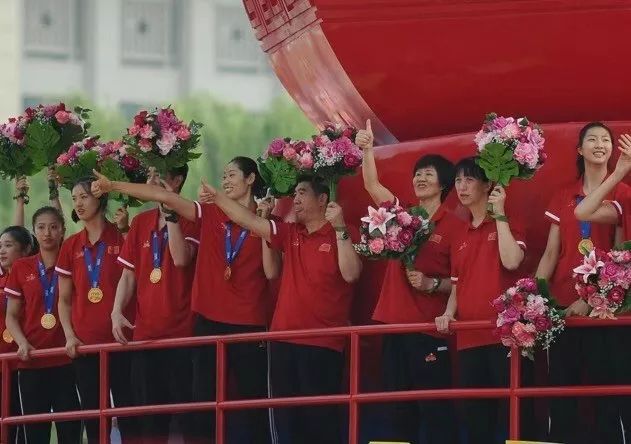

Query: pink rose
left=586, top=285, right=597, bottom=296
left=396, top=211, right=413, bottom=227
left=299, top=152, right=314, bottom=169
left=514, top=142, right=539, bottom=169
left=368, top=238, right=385, bottom=254
left=84, top=137, right=97, bottom=149
left=268, top=138, right=286, bottom=156
left=343, top=150, right=363, bottom=169
left=500, top=306, right=521, bottom=325
left=43, top=104, right=58, bottom=118
left=409, top=217, right=421, bottom=230
left=157, top=131, right=177, bottom=155
left=139, top=124, right=155, bottom=140
left=397, top=229, right=414, bottom=246
left=313, top=135, right=330, bottom=147
left=121, top=156, right=140, bottom=171
left=128, top=125, right=140, bottom=136
left=608, top=287, right=625, bottom=304
left=342, top=127, right=355, bottom=139
left=68, top=144, right=79, bottom=159
left=55, top=111, right=70, bottom=125
left=492, top=296, right=506, bottom=312
left=512, top=293, right=525, bottom=306
left=517, top=278, right=538, bottom=293
left=56, top=153, right=70, bottom=165
left=601, top=263, right=622, bottom=281
left=293, top=141, right=307, bottom=154
left=588, top=294, right=608, bottom=310
left=283, top=147, right=297, bottom=161
left=499, top=323, right=513, bottom=337
left=138, top=139, right=152, bottom=152
left=523, top=296, right=546, bottom=321
left=534, top=316, right=552, bottom=332
left=176, top=126, right=191, bottom=141
left=511, top=322, right=537, bottom=348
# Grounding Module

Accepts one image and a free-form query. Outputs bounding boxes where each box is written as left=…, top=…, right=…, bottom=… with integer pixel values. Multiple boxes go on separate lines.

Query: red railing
left=1, top=317, right=631, bottom=443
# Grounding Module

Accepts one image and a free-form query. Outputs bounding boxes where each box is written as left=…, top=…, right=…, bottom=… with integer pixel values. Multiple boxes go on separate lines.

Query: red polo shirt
left=613, top=182, right=631, bottom=240
left=187, top=201, right=271, bottom=326
left=56, top=222, right=132, bottom=345
left=451, top=215, right=527, bottom=351
left=372, top=204, right=466, bottom=331
left=117, top=208, right=196, bottom=340
left=269, top=220, right=359, bottom=352
left=545, top=180, right=617, bottom=306
left=0, top=273, right=16, bottom=354
left=4, top=255, right=69, bottom=369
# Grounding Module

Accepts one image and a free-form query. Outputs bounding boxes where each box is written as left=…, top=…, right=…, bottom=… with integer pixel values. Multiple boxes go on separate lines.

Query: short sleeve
left=544, top=191, right=563, bottom=225
left=450, top=239, right=460, bottom=284
left=269, top=220, right=291, bottom=251
left=508, top=216, right=527, bottom=250
left=611, top=183, right=631, bottom=221
left=3, top=262, right=23, bottom=298
left=55, top=238, right=74, bottom=277
left=180, top=218, right=200, bottom=248
left=117, top=218, right=139, bottom=270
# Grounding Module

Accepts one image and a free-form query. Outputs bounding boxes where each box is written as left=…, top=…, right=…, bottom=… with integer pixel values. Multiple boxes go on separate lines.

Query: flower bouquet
left=124, top=107, right=202, bottom=174
left=573, top=244, right=631, bottom=319
left=56, top=137, right=147, bottom=207
left=474, top=113, right=546, bottom=186
left=257, top=137, right=303, bottom=197
left=353, top=200, right=433, bottom=269
left=301, top=123, right=363, bottom=201
left=0, top=103, right=89, bottom=201
left=493, top=277, right=565, bottom=359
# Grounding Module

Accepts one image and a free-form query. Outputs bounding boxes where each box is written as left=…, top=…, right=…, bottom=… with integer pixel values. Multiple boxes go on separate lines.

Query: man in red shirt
left=112, top=165, right=197, bottom=443
left=435, top=157, right=529, bottom=444
left=200, top=176, right=362, bottom=444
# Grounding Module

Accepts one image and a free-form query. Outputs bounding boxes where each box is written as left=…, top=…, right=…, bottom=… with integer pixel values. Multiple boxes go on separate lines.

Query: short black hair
left=32, top=206, right=65, bottom=231
left=229, top=156, right=267, bottom=199
left=167, top=164, right=189, bottom=192
left=576, top=122, right=613, bottom=178
left=71, top=177, right=108, bottom=223
left=454, top=156, right=489, bottom=182
left=0, top=226, right=38, bottom=255
left=413, top=154, right=456, bottom=202
left=296, top=175, right=330, bottom=202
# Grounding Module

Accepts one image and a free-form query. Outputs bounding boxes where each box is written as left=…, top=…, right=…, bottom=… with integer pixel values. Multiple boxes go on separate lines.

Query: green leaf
left=257, top=156, right=298, bottom=197
left=476, top=142, right=520, bottom=186
left=25, top=121, right=61, bottom=169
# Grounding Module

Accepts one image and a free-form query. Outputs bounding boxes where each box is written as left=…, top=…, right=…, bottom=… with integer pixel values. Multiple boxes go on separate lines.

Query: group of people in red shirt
left=0, top=120, right=629, bottom=444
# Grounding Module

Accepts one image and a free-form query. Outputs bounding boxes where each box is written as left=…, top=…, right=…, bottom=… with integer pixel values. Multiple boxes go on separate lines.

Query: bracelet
left=164, top=211, right=179, bottom=223
left=428, top=278, right=441, bottom=293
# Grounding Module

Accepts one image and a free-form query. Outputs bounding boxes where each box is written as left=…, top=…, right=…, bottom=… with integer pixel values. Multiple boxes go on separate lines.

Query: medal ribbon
left=152, top=228, right=169, bottom=269
left=83, top=242, right=106, bottom=289
left=37, top=258, right=58, bottom=315
left=224, top=222, right=249, bottom=268
left=576, top=196, right=592, bottom=240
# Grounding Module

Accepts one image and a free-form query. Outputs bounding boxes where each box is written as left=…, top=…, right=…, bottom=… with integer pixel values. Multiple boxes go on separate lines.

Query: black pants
left=130, top=347, right=194, bottom=444
left=191, top=316, right=271, bottom=444
left=549, top=326, right=630, bottom=444
left=380, top=333, right=457, bottom=444
left=18, top=364, right=82, bottom=443
left=459, top=344, right=535, bottom=444
left=270, top=341, right=344, bottom=444
left=74, top=353, right=139, bottom=444
left=1, top=371, right=25, bottom=444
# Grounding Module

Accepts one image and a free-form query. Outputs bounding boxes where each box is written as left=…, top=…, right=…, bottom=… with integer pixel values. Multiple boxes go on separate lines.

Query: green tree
left=0, top=94, right=314, bottom=234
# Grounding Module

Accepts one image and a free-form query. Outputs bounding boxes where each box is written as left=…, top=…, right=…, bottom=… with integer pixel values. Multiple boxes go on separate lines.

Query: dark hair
left=576, top=122, right=614, bottom=178
left=454, top=156, right=489, bottom=182
left=0, top=226, right=38, bottom=255
left=166, top=164, right=189, bottom=192
left=32, top=206, right=66, bottom=231
left=413, top=154, right=456, bottom=202
left=71, top=177, right=108, bottom=223
left=229, top=156, right=267, bottom=199
left=296, top=175, right=330, bottom=202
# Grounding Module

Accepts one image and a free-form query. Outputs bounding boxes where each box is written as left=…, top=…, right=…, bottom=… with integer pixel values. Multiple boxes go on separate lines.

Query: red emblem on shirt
left=74, top=251, right=84, bottom=259
left=142, top=241, right=150, bottom=249
left=487, top=232, right=497, bottom=241
left=429, top=234, right=442, bottom=244
left=319, top=243, right=332, bottom=253
left=25, top=274, right=36, bottom=282
left=108, top=246, right=120, bottom=255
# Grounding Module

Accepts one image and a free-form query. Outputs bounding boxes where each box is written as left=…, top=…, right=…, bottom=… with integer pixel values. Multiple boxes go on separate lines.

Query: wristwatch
left=334, top=226, right=349, bottom=240
left=428, top=277, right=441, bottom=293
left=164, top=210, right=179, bottom=223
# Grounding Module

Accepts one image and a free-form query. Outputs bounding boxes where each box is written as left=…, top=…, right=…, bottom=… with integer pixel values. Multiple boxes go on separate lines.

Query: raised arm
left=356, top=120, right=395, bottom=205
left=12, top=177, right=28, bottom=226
left=489, top=186, right=524, bottom=270
left=325, top=202, right=362, bottom=283
left=91, top=170, right=198, bottom=222
left=575, top=135, right=631, bottom=224
left=48, top=166, right=64, bottom=215
left=257, top=198, right=282, bottom=279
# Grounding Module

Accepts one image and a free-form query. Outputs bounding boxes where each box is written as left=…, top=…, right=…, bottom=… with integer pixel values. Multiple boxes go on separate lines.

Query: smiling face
left=71, top=183, right=102, bottom=222
left=293, top=181, right=327, bottom=224
left=0, top=232, right=28, bottom=270
left=222, top=162, right=254, bottom=201
left=412, top=166, right=442, bottom=200
left=579, top=126, right=613, bottom=168
left=33, top=211, right=64, bottom=252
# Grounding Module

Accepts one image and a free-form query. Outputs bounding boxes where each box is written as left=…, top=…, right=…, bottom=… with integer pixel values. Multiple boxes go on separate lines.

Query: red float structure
left=2, top=1, right=631, bottom=442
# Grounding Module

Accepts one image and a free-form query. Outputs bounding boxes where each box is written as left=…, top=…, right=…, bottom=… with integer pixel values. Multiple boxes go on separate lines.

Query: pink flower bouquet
left=124, top=107, right=202, bottom=174
left=573, top=244, right=631, bottom=319
left=257, top=137, right=302, bottom=197
left=474, top=113, right=546, bottom=187
left=493, top=278, right=565, bottom=359
left=0, top=103, right=89, bottom=200
left=353, top=201, right=433, bottom=269
left=302, top=123, right=363, bottom=201
left=56, top=137, right=147, bottom=206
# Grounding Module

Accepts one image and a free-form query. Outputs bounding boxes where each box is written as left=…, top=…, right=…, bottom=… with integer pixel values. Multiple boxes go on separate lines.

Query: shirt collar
left=80, top=221, right=117, bottom=248
left=297, top=220, right=334, bottom=237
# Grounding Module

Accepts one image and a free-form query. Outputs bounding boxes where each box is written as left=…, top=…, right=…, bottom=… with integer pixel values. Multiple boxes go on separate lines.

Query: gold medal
left=41, top=313, right=57, bottom=330
left=578, top=238, right=594, bottom=256
left=149, top=268, right=162, bottom=284
left=224, top=265, right=232, bottom=281
left=2, top=329, right=13, bottom=344
left=87, top=287, right=104, bottom=304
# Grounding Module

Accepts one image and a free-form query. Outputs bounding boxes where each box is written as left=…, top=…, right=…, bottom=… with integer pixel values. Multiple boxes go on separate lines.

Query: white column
left=0, top=0, right=22, bottom=120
